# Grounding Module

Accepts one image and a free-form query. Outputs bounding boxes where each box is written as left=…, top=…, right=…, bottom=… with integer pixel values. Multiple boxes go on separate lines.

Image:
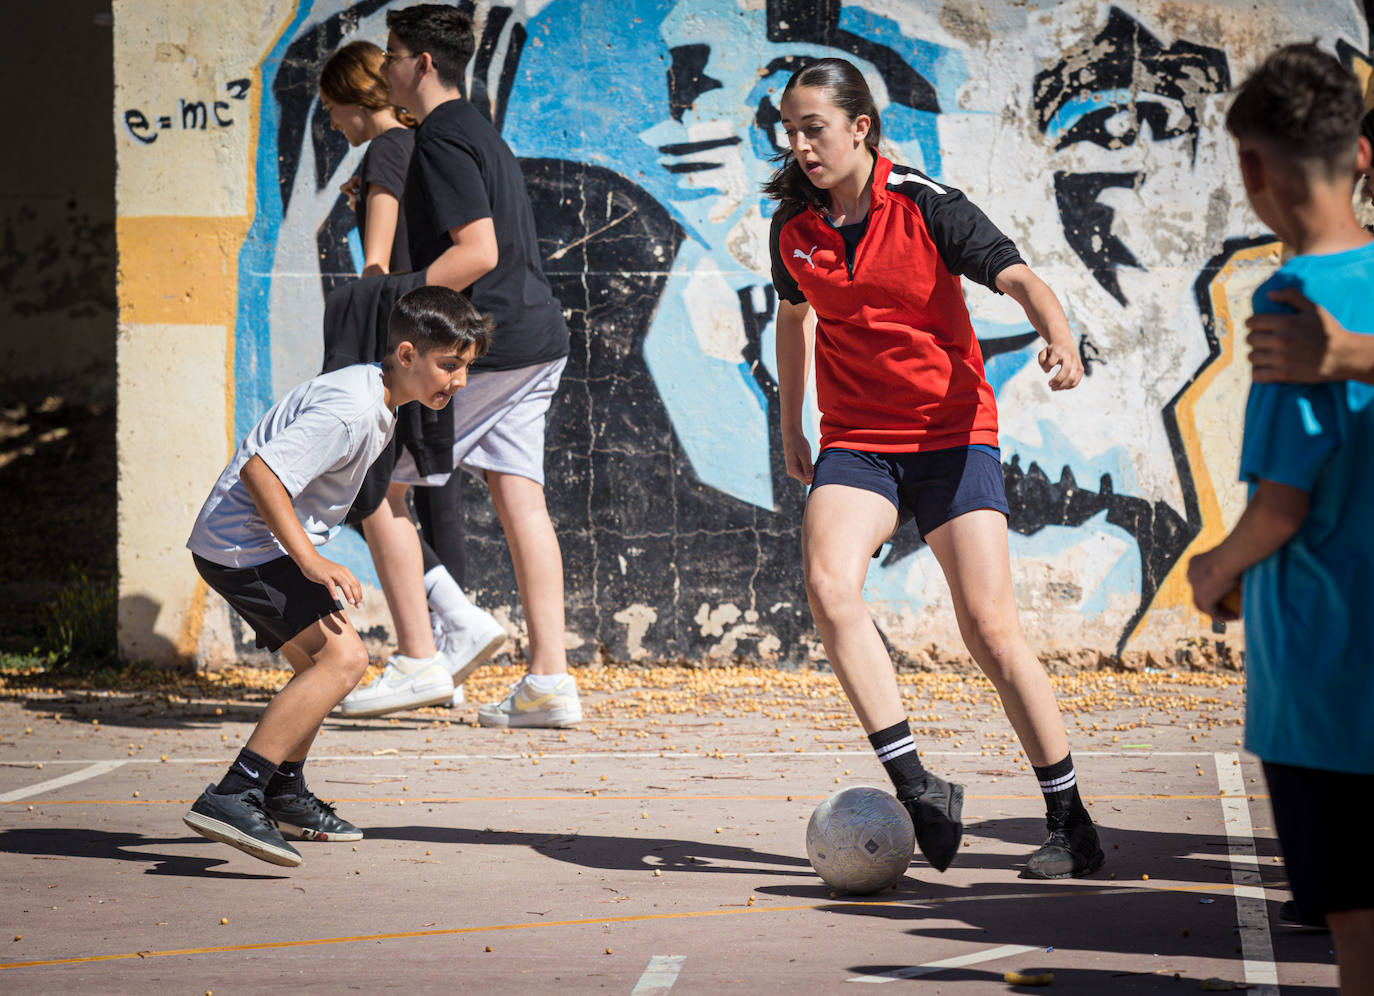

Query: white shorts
left=393, top=356, right=566, bottom=487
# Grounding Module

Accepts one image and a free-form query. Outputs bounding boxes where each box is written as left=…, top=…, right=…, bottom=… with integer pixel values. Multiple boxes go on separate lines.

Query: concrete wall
left=114, top=0, right=1374, bottom=669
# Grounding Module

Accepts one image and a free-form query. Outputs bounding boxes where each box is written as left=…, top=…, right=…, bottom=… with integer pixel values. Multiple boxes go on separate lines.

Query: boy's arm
left=424, top=220, right=498, bottom=293
left=993, top=263, right=1083, bottom=390
left=1186, top=479, right=1310, bottom=619
left=1246, top=286, right=1374, bottom=384
left=775, top=298, right=815, bottom=484
left=239, top=454, right=363, bottom=607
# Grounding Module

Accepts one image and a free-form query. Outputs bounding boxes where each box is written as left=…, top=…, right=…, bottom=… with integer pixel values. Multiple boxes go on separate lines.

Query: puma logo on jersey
left=793, top=245, right=819, bottom=268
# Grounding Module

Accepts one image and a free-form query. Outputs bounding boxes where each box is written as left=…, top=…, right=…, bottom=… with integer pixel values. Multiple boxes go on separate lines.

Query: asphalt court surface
left=0, top=667, right=1341, bottom=993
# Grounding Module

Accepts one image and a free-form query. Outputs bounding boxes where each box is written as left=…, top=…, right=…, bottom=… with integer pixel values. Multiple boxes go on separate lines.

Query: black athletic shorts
left=1263, top=759, right=1374, bottom=917
left=810, top=444, right=1009, bottom=539
left=192, top=553, right=343, bottom=652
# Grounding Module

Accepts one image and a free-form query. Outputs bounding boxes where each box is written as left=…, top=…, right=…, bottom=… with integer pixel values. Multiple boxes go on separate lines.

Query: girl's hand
left=783, top=428, right=814, bottom=485
left=300, top=553, right=362, bottom=608
left=1039, top=336, right=1083, bottom=391
left=1246, top=287, right=1364, bottom=383
left=340, top=175, right=362, bottom=212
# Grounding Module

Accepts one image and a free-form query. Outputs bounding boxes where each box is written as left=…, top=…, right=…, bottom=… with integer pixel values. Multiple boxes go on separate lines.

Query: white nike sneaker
left=449, top=683, right=466, bottom=708
left=477, top=673, right=583, bottom=728
left=335, top=657, right=455, bottom=718
left=433, top=609, right=507, bottom=686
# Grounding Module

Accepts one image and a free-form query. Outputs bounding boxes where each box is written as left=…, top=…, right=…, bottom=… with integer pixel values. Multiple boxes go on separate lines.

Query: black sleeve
left=413, top=131, right=491, bottom=236
left=768, top=204, right=807, bottom=306
left=360, top=128, right=412, bottom=199
left=888, top=166, right=1024, bottom=293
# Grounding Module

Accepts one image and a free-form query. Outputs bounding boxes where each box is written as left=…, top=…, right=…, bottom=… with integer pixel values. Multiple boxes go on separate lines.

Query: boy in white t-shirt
left=183, top=286, right=490, bottom=867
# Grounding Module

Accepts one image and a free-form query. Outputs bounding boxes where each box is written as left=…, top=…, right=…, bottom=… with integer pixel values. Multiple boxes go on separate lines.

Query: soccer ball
left=806, top=785, right=916, bottom=894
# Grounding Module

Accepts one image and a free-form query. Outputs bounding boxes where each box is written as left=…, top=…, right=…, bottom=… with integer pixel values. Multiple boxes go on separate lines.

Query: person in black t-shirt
left=319, top=40, right=504, bottom=721
left=319, top=41, right=415, bottom=277
left=355, top=4, right=580, bottom=729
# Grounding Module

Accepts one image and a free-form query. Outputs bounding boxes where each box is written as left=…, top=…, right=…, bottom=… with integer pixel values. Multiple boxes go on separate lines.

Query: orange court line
left=8, top=792, right=1267, bottom=807
left=0, top=881, right=1241, bottom=972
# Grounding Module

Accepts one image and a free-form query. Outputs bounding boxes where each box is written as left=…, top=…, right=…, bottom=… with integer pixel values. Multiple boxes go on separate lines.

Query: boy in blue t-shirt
left=183, top=286, right=489, bottom=867
left=1188, top=44, right=1374, bottom=988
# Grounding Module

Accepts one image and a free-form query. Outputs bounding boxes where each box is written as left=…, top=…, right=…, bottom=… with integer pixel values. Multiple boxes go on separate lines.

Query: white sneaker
left=477, top=673, right=583, bottom=728
left=449, top=683, right=466, bottom=708
left=433, top=609, right=507, bottom=686
left=335, top=657, right=455, bottom=718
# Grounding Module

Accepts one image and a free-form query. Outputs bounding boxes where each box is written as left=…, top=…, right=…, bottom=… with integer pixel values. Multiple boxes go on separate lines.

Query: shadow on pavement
left=0, top=826, right=289, bottom=880
left=365, top=823, right=813, bottom=876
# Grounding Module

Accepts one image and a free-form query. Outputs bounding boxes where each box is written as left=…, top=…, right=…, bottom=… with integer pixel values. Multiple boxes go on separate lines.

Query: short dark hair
left=386, top=4, right=475, bottom=92
left=762, top=58, right=882, bottom=211
left=1226, top=43, right=1365, bottom=175
left=386, top=285, right=492, bottom=362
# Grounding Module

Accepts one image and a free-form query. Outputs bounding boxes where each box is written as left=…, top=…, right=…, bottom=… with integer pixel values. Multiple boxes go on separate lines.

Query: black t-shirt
left=354, top=126, right=414, bottom=273
left=404, top=98, right=569, bottom=370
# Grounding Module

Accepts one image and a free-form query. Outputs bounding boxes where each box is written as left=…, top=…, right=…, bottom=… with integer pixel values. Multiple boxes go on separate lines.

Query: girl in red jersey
left=768, top=58, right=1101, bottom=879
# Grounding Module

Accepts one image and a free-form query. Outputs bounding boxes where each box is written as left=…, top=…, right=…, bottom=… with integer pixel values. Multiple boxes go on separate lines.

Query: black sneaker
left=1022, top=812, right=1104, bottom=879
left=265, top=788, right=363, bottom=842
left=900, top=774, right=965, bottom=872
left=183, top=784, right=302, bottom=867
left=1279, top=899, right=1327, bottom=930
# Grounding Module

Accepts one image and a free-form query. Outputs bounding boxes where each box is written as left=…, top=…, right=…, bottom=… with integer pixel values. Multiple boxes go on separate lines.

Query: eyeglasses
left=382, top=50, right=418, bottom=66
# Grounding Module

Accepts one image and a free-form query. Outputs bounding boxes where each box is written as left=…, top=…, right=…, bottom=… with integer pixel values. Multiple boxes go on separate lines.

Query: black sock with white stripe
left=1033, top=753, right=1088, bottom=821
left=869, top=721, right=929, bottom=799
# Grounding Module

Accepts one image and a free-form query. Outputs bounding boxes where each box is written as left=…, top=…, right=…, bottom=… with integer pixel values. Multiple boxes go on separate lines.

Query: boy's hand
left=1186, top=548, right=1242, bottom=622
left=1038, top=336, right=1083, bottom=391
left=300, top=552, right=363, bottom=608
left=782, top=427, right=814, bottom=485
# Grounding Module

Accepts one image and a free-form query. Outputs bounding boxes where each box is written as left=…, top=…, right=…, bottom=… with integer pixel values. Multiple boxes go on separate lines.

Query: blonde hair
left=319, top=40, right=417, bottom=128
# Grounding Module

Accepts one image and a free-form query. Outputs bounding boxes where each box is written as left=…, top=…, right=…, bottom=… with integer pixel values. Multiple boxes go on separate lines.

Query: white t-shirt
left=187, top=364, right=396, bottom=568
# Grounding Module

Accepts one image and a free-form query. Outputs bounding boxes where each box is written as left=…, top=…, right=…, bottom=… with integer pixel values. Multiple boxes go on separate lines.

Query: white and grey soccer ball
left=806, top=785, right=916, bottom=894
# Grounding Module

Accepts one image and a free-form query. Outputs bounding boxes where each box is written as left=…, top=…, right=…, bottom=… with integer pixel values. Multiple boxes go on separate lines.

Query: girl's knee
left=804, top=563, right=862, bottom=624
left=963, top=617, right=1029, bottom=676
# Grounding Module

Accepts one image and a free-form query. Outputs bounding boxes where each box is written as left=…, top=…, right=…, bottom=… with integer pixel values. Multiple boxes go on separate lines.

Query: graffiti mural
left=228, top=0, right=1372, bottom=664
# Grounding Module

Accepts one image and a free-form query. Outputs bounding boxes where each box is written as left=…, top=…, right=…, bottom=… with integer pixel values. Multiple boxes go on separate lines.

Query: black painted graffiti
left=1033, top=6, right=1229, bottom=305
left=123, top=78, right=252, bottom=145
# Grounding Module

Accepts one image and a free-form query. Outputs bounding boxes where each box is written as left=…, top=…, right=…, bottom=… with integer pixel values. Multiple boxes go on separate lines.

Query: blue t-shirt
left=1240, top=240, right=1374, bottom=774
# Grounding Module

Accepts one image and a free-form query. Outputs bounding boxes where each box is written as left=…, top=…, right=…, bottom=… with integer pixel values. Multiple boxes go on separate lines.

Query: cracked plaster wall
left=114, top=0, right=1374, bottom=670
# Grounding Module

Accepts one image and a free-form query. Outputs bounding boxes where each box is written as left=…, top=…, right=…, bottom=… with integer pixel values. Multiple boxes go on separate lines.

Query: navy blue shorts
left=810, top=444, right=1009, bottom=540
left=193, top=553, right=343, bottom=652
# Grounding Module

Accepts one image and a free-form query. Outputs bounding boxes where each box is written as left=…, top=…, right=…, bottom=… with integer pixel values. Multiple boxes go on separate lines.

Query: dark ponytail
left=763, top=58, right=881, bottom=211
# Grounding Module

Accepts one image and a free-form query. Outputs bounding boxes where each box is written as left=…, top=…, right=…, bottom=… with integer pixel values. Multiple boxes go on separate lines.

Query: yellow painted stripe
left=0, top=881, right=1242, bottom=972
left=10, top=792, right=1266, bottom=807
left=116, top=216, right=251, bottom=326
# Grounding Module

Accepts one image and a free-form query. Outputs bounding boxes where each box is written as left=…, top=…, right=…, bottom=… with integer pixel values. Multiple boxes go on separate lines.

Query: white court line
left=1214, top=752, right=1278, bottom=996
left=846, top=943, right=1038, bottom=983
left=630, top=954, right=686, bottom=994
left=0, top=749, right=1229, bottom=768
left=0, top=760, right=126, bottom=802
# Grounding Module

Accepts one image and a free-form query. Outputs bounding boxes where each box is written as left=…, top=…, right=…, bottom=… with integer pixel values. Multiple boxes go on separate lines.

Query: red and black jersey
left=769, top=152, right=1024, bottom=453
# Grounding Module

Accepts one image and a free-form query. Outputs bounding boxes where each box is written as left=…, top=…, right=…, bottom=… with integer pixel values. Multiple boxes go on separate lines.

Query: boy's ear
left=1237, top=146, right=1265, bottom=195
left=395, top=340, right=417, bottom=367
left=1358, top=135, right=1372, bottom=175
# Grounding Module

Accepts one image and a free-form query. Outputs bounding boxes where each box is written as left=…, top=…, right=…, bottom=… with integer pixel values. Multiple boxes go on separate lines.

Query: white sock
left=390, top=652, right=441, bottom=676
left=525, top=671, right=568, bottom=691
left=424, top=566, right=476, bottom=620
